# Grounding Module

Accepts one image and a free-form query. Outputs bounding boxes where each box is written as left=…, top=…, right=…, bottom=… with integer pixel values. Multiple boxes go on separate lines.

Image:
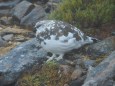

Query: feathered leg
left=47, top=53, right=56, bottom=62
left=55, top=54, right=64, bottom=61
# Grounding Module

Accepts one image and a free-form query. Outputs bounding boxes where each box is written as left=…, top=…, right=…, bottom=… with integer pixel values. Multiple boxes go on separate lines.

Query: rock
left=0, top=38, right=47, bottom=86
left=76, top=58, right=84, bottom=65
left=113, top=82, right=115, bottom=86
left=20, top=5, right=46, bottom=28
left=2, top=34, right=14, bottom=41
left=14, top=36, right=27, bottom=42
left=0, top=0, right=21, bottom=17
left=64, top=84, right=69, bottom=86
left=83, top=60, right=95, bottom=69
left=0, top=0, right=21, bottom=9
left=83, top=51, right=115, bottom=86
left=52, top=0, right=62, bottom=3
left=111, top=32, right=115, bottom=36
left=25, top=32, right=35, bottom=38
left=12, top=1, right=34, bottom=21
left=69, top=75, right=86, bottom=86
left=26, top=0, right=49, bottom=4
left=0, top=9, right=11, bottom=17
left=71, top=67, right=83, bottom=80
left=0, top=36, right=7, bottom=47
left=46, top=0, right=60, bottom=13
left=0, top=16, right=12, bottom=25
left=59, top=65, right=73, bottom=75
left=0, top=27, right=3, bottom=30
left=37, top=0, right=49, bottom=4
left=87, top=36, right=115, bottom=59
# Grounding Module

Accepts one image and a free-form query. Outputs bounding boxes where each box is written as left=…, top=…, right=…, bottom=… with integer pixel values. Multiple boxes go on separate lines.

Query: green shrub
left=49, top=0, right=115, bottom=28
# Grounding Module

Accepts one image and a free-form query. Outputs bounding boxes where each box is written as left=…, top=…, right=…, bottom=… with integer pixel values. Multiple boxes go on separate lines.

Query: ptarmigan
left=35, top=20, right=96, bottom=61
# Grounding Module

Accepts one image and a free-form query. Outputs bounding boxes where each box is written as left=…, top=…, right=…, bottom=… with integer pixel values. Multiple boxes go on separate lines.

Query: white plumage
left=35, top=20, right=94, bottom=61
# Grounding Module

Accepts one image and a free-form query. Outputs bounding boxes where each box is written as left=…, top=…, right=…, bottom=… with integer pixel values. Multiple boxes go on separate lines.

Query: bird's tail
left=90, top=37, right=99, bottom=43
left=86, top=36, right=99, bottom=44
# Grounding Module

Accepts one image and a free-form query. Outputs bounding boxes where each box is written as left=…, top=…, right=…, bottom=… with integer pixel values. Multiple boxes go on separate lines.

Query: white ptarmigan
left=35, top=20, right=96, bottom=61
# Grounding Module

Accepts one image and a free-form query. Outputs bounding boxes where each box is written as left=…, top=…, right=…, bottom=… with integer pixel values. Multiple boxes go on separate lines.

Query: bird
left=35, top=20, right=97, bottom=61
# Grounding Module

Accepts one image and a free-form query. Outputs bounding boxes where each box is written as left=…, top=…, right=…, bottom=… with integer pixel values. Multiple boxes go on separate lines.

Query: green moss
left=95, top=54, right=107, bottom=64
left=17, top=61, right=71, bottom=86
left=49, top=0, right=115, bottom=28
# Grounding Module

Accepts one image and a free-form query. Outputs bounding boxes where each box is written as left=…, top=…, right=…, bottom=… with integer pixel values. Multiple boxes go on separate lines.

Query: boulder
left=2, top=34, right=14, bottom=41
left=36, top=0, right=49, bottom=4
left=45, top=0, right=61, bottom=13
left=49, top=0, right=61, bottom=3
left=64, top=84, right=69, bottom=86
left=83, top=51, right=115, bottom=86
left=0, top=9, right=11, bottom=17
left=83, top=60, right=96, bottom=69
left=0, top=38, right=47, bottom=86
left=59, top=65, right=73, bottom=75
left=20, top=5, right=46, bottom=28
left=71, top=67, right=83, bottom=80
left=69, top=75, right=86, bottom=86
left=0, top=0, right=22, bottom=17
left=111, top=32, right=115, bottom=36
left=87, top=36, right=115, bottom=59
left=14, top=36, right=27, bottom=42
left=0, top=27, right=3, bottom=30
left=0, top=36, right=7, bottom=47
left=0, top=0, right=21, bottom=9
left=12, top=1, right=34, bottom=21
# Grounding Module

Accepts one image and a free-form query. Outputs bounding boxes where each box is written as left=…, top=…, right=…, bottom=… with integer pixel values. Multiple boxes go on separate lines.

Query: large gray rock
left=111, top=32, right=115, bottom=36
left=45, top=0, right=61, bottom=13
left=20, top=5, right=46, bottom=28
left=69, top=76, right=86, bottom=86
left=0, top=0, right=21, bottom=9
left=12, top=1, right=34, bottom=21
left=83, top=51, right=115, bottom=86
left=2, top=34, right=14, bottom=41
left=0, top=0, right=22, bottom=17
left=0, top=38, right=47, bottom=86
left=87, top=36, right=115, bottom=59
left=83, top=60, right=96, bottom=69
left=49, top=0, right=61, bottom=3
left=0, top=36, right=7, bottom=47
left=0, top=9, right=11, bottom=17
left=37, top=0, right=49, bottom=4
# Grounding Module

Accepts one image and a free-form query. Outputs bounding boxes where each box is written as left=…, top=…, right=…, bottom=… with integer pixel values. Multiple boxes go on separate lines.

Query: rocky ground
left=0, top=25, right=33, bottom=56
left=0, top=0, right=115, bottom=86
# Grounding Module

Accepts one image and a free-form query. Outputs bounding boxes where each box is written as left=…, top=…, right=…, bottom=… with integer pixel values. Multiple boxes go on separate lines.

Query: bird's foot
left=46, top=56, right=50, bottom=59
left=46, top=54, right=56, bottom=62
left=46, top=57, right=54, bottom=62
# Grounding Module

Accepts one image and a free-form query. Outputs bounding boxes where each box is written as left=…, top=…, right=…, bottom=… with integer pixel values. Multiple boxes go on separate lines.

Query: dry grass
left=17, top=61, right=72, bottom=86
left=0, top=42, right=18, bottom=56
left=0, top=25, right=32, bottom=57
left=0, top=25, right=32, bottom=35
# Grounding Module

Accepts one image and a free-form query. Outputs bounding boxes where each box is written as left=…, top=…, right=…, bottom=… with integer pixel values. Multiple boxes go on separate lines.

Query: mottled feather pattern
left=35, top=20, right=87, bottom=44
left=35, top=20, right=94, bottom=61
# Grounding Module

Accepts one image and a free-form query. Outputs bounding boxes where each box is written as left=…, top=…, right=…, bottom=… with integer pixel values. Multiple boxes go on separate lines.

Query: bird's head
left=91, top=37, right=100, bottom=43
